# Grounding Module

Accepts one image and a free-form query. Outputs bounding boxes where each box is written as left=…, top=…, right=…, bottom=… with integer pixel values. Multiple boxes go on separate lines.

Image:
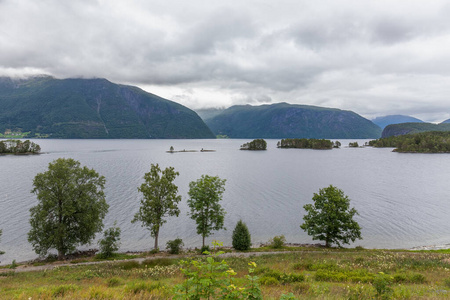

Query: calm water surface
left=1, top=139, right=450, bottom=264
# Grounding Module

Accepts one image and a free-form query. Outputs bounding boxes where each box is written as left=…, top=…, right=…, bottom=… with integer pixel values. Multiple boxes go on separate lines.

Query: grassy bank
left=1, top=247, right=450, bottom=299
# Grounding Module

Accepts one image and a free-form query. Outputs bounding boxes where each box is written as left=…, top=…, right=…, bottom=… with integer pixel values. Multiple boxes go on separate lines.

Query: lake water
left=1, top=139, right=450, bottom=264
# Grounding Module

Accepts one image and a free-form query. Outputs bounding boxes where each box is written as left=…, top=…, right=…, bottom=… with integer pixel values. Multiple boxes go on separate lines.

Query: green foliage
left=278, top=138, right=333, bottom=149
left=333, top=140, right=341, bottom=148
left=166, top=238, right=184, bottom=254
left=0, top=139, right=41, bottom=154
left=369, top=131, right=450, bottom=153
left=173, top=249, right=262, bottom=299
left=240, top=139, right=267, bottom=150
left=348, top=141, right=359, bottom=147
left=382, top=122, right=450, bottom=138
left=200, top=245, right=210, bottom=254
left=232, top=220, right=252, bottom=251
left=301, top=185, right=362, bottom=247
left=98, top=224, right=121, bottom=258
left=0, top=76, right=214, bottom=139
left=258, top=269, right=305, bottom=285
left=269, top=235, right=286, bottom=249
left=9, top=259, right=17, bottom=269
left=28, top=158, right=109, bottom=259
left=187, top=175, right=227, bottom=247
left=373, top=272, right=393, bottom=299
left=205, top=102, right=382, bottom=139
left=132, top=164, right=181, bottom=250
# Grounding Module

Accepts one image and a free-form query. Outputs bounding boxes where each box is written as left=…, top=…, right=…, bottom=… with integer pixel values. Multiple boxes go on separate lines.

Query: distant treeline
left=277, top=138, right=336, bottom=150
left=0, top=139, right=41, bottom=154
left=369, top=131, right=450, bottom=153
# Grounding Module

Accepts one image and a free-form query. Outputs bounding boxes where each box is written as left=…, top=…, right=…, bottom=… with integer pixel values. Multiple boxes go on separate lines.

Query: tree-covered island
left=0, top=139, right=41, bottom=154
left=240, top=139, right=267, bottom=150
left=277, top=138, right=334, bottom=149
left=369, top=131, right=450, bottom=153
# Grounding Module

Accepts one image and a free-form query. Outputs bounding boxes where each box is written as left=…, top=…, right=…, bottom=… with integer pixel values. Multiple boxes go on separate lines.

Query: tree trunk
left=58, top=249, right=64, bottom=260
left=154, top=230, right=159, bottom=251
left=202, top=235, right=205, bottom=248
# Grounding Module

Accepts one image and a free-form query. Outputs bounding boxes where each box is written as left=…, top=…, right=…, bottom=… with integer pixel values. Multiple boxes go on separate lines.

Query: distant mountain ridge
left=0, top=76, right=214, bottom=139
left=205, top=102, right=382, bottom=139
left=372, top=115, right=424, bottom=129
left=382, top=122, right=450, bottom=138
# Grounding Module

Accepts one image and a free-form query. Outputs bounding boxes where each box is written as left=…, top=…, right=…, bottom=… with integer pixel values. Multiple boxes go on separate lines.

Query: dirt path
left=1, top=251, right=300, bottom=274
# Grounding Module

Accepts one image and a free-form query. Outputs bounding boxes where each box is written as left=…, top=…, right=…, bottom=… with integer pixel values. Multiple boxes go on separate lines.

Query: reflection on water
left=1, top=139, right=450, bottom=264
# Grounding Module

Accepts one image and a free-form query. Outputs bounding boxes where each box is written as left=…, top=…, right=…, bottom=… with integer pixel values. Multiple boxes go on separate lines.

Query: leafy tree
left=28, top=158, right=108, bottom=259
left=132, top=164, right=181, bottom=251
left=232, top=220, right=251, bottom=251
left=187, top=175, right=226, bottom=248
left=300, top=185, right=362, bottom=247
left=98, top=224, right=121, bottom=258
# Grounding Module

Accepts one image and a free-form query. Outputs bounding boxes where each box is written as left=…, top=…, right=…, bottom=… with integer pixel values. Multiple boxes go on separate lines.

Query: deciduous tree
left=187, top=175, right=226, bottom=248
left=300, top=185, right=362, bottom=247
left=28, top=158, right=108, bottom=259
left=132, top=164, right=181, bottom=251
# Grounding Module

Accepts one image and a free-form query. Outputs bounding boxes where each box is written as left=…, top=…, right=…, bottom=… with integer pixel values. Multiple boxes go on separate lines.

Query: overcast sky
left=1, top=0, right=450, bottom=122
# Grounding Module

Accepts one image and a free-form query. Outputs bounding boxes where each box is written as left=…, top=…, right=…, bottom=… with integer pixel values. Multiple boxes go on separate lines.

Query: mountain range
left=0, top=76, right=214, bottom=139
left=371, top=115, right=424, bottom=129
left=204, top=103, right=382, bottom=139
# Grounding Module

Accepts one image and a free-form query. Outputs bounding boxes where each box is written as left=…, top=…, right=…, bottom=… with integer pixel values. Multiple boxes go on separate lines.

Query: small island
left=369, top=131, right=450, bottom=153
left=167, top=146, right=215, bottom=153
left=277, top=138, right=334, bottom=150
left=0, top=139, right=41, bottom=155
left=240, top=139, right=267, bottom=150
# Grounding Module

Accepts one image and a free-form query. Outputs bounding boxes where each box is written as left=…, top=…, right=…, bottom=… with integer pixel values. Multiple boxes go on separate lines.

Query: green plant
left=269, top=235, right=286, bottom=249
left=300, top=185, right=362, bottom=247
left=373, top=272, right=393, bottom=299
left=200, top=245, right=210, bottom=254
left=166, top=238, right=184, bottom=254
left=232, top=220, right=252, bottom=251
left=141, top=258, right=175, bottom=268
left=9, top=259, right=17, bottom=269
left=132, top=164, right=182, bottom=250
left=98, top=224, right=121, bottom=258
left=173, top=242, right=262, bottom=299
left=279, top=293, right=298, bottom=300
left=28, top=158, right=108, bottom=259
left=259, top=276, right=280, bottom=285
left=187, top=175, right=226, bottom=248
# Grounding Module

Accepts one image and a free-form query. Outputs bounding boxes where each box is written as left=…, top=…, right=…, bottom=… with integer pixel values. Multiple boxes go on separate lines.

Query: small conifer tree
left=232, top=220, right=251, bottom=251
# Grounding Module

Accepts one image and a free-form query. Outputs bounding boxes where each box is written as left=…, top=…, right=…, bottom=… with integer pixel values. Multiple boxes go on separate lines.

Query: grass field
left=1, top=247, right=450, bottom=299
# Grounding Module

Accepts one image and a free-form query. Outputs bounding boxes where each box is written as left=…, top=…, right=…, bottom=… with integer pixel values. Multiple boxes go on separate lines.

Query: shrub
left=373, top=272, right=393, bottom=298
left=166, top=238, right=184, bottom=254
left=259, top=276, right=280, bottom=285
left=269, top=235, right=286, bottom=249
left=232, top=220, right=251, bottom=251
left=200, top=245, right=210, bottom=254
left=98, top=224, right=121, bottom=258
